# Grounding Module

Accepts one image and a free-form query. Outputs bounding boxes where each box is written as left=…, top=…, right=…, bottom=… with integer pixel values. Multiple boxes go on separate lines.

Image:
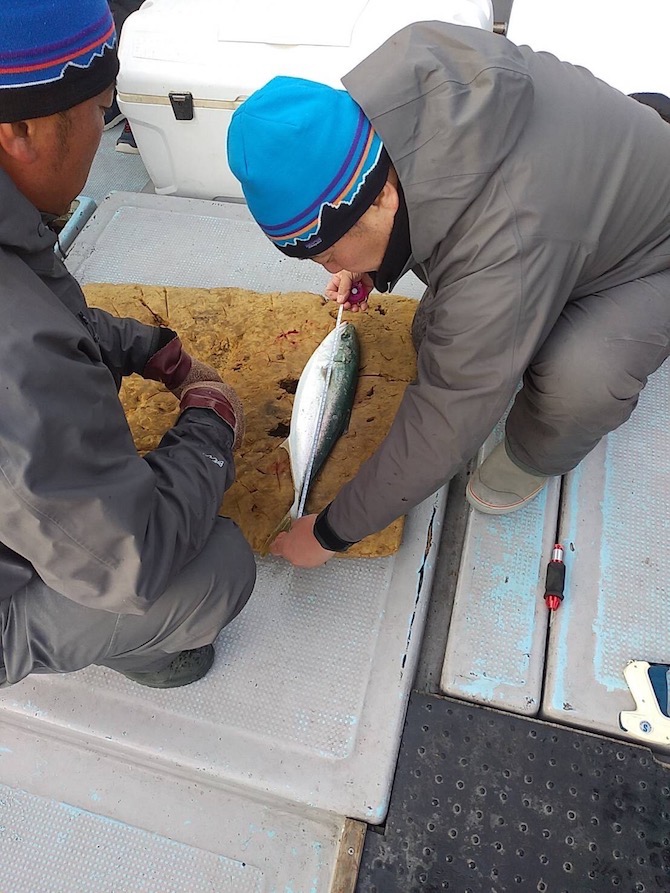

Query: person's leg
left=468, top=269, right=670, bottom=513
left=99, top=518, right=255, bottom=675
left=0, top=517, right=255, bottom=687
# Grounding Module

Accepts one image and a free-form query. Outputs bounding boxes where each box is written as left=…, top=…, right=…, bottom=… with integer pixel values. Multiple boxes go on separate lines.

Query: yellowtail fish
left=262, top=321, right=360, bottom=553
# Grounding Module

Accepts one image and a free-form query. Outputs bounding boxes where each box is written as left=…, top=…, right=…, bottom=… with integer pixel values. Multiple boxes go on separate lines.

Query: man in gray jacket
left=227, top=21, right=670, bottom=567
left=0, top=0, right=255, bottom=686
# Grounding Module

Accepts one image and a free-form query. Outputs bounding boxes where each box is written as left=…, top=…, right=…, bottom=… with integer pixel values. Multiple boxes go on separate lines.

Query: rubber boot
left=117, top=645, right=215, bottom=688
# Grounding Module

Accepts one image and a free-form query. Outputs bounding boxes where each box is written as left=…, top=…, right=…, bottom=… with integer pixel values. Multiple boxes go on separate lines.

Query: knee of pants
left=160, top=518, right=257, bottom=652
left=99, top=519, right=256, bottom=669
left=522, top=343, right=658, bottom=438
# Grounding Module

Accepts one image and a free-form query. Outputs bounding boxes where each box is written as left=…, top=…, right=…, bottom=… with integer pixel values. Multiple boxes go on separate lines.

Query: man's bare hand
left=324, top=271, right=373, bottom=313
left=270, top=514, right=335, bottom=567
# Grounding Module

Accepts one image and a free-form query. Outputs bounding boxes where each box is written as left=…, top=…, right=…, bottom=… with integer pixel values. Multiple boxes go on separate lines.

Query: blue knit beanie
left=0, top=0, right=118, bottom=123
left=227, top=76, right=390, bottom=259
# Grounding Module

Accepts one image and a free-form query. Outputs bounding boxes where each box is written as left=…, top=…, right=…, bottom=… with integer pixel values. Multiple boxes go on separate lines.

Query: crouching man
left=0, top=0, right=255, bottom=688
left=228, top=22, right=670, bottom=568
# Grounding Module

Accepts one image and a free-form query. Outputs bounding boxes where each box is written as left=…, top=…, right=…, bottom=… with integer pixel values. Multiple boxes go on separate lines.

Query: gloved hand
left=170, top=357, right=222, bottom=399
left=179, top=380, right=245, bottom=450
left=142, top=331, right=222, bottom=398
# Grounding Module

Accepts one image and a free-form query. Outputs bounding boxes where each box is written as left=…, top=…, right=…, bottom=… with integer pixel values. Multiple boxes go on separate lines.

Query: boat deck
left=2, top=1, right=670, bottom=880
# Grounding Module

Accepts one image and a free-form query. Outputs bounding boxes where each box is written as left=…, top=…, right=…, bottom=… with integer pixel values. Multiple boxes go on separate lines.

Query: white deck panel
left=66, top=192, right=427, bottom=297
left=440, top=416, right=558, bottom=715
left=0, top=721, right=344, bottom=892
left=0, top=192, right=443, bottom=825
left=543, top=362, right=670, bottom=749
left=508, top=0, right=670, bottom=96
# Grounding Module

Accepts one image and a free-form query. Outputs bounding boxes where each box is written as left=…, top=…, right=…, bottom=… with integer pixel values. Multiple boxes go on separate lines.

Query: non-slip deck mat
left=356, top=693, right=670, bottom=893
left=441, top=415, right=558, bottom=715
left=543, top=361, right=670, bottom=746
left=0, top=783, right=264, bottom=893
left=0, top=721, right=345, bottom=893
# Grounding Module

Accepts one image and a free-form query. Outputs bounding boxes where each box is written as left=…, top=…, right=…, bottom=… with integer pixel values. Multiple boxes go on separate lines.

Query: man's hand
left=171, top=357, right=222, bottom=399
left=270, top=514, right=335, bottom=567
left=324, top=271, right=373, bottom=313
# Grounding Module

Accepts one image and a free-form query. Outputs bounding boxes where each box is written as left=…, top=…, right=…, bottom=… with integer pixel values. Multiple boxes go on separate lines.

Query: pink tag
left=349, top=279, right=372, bottom=305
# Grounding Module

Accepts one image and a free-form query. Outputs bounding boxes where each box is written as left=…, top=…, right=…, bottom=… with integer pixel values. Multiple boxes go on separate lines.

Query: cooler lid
left=218, top=0, right=369, bottom=47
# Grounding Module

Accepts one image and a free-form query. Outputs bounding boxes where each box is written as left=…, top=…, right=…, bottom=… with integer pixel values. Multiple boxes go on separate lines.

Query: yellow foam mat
left=84, top=284, right=418, bottom=557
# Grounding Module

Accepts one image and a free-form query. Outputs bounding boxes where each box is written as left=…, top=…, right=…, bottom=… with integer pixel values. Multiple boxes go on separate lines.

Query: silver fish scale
left=290, top=321, right=360, bottom=518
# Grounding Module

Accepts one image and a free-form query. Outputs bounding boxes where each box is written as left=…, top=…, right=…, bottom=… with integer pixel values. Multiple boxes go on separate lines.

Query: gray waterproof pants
left=0, top=517, right=255, bottom=686
left=506, top=268, right=670, bottom=475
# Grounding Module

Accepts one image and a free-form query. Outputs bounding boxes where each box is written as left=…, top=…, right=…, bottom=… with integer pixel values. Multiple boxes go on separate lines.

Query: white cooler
left=507, top=0, right=670, bottom=97
left=116, top=0, right=493, bottom=200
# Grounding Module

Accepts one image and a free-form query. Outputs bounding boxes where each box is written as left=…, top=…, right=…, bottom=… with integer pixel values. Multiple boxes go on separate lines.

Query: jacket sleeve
left=326, top=225, right=588, bottom=543
left=84, top=306, right=164, bottom=383
left=0, top=260, right=237, bottom=615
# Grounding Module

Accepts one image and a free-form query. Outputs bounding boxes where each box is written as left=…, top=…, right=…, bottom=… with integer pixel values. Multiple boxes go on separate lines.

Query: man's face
left=310, top=182, right=397, bottom=275
left=41, top=85, right=115, bottom=215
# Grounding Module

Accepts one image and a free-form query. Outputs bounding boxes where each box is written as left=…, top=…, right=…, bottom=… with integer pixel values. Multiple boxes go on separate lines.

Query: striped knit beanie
left=227, top=76, right=390, bottom=259
left=0, top=0, right=118, bottom=123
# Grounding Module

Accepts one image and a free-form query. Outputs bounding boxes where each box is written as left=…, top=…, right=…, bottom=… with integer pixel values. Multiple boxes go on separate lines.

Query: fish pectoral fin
left=259, top=511, right=292, bottom=557
left=279, top=438, right=290, bottom=455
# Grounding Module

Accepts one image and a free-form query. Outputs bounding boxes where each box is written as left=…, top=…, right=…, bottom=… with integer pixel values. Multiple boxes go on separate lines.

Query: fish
left=286, top=320, right=360, bottom=518
left=262, top=321, right=360, bottom=553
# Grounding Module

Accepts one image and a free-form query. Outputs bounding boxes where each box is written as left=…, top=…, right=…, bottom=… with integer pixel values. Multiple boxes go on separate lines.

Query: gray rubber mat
left=356, top=693, right=670, bottom=893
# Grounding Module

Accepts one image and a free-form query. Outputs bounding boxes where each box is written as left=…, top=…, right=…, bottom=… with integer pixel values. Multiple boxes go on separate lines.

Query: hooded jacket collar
left=0, top=167, right=60, bottom=273
left=373, top=181, right=411, bottom=294
left=343, top=23, right=534, bottom=263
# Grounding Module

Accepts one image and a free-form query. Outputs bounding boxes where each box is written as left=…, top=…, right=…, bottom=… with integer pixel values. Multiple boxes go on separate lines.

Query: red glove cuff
left=143, top=336, right=192, bottom=389
left=179, top=386, right=236, bottom=433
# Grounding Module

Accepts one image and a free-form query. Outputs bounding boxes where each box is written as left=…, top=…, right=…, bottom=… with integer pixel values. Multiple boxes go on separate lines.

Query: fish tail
left=259, top=510, right=293, bottom=557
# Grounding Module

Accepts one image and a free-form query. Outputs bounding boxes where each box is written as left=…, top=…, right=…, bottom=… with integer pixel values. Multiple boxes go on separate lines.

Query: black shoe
left=118, top=645, right=215, bottom=688
left=104, top=97, right=125, bottom=130
left=115, top=121, right=139, bottom=154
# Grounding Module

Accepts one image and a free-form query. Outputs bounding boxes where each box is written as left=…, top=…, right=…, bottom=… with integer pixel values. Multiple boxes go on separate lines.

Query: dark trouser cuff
left=504, top=436, right=546, bottom=476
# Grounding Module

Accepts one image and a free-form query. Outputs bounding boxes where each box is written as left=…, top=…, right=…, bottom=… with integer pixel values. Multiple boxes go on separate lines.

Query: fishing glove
left=179, top=381, right=245, bottom=450
left=142, top=329, right=221, bottom=397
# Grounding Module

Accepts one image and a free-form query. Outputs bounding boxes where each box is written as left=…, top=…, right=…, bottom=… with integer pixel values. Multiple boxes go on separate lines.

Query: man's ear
left=0, top=120, right=39, bottom=164
left=374, top=176, right=400, bottom=215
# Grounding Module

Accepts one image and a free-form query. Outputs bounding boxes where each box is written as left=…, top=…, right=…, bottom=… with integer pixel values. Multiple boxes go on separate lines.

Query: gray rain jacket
left=327, top=22, right=670, bottom=542
left=0, top=171, right=235, bottom=615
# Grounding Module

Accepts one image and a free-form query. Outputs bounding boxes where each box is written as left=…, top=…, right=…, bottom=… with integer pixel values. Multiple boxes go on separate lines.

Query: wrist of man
left=179, top=386, right=236, bottom=436
left=313, top=504, right=357, bottom=552
left=142, top=330, right=192, bottom=389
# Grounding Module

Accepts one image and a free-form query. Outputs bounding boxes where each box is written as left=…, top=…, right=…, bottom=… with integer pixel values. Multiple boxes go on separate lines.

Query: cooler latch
left=169, top=92, right=194, bottom=121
